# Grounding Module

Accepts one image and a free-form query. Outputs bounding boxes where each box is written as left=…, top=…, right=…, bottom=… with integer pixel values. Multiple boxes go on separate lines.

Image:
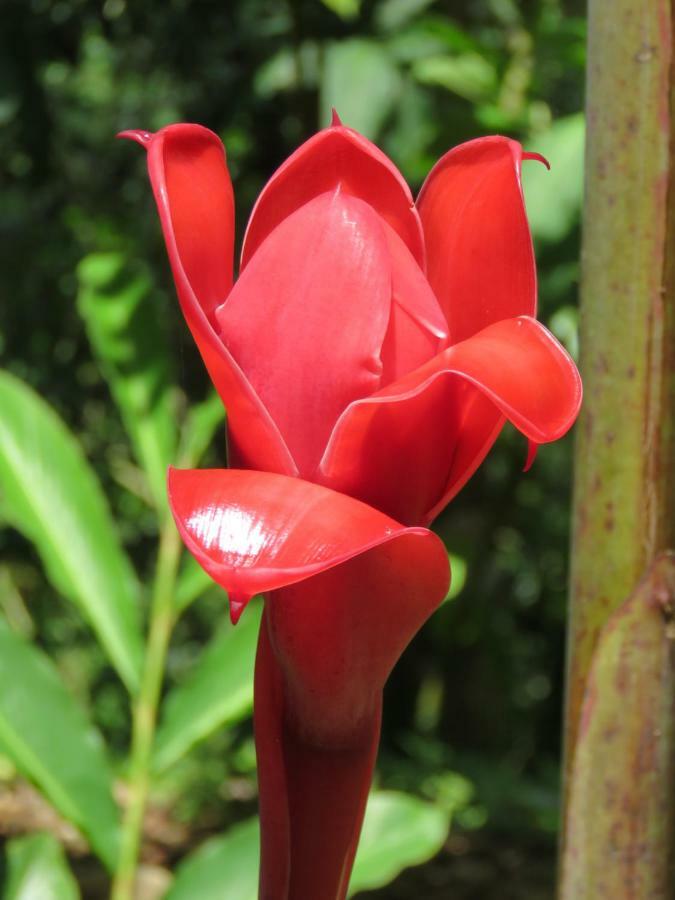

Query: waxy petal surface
left=380, top=222, right=448, bottom=384
left=121, top=124, right=295, bottom=475
left=167, top=466, right=447, bottom=612
left=417, top=136, right=536, bottom=342
left=217, top=191, right=391, bottom=475
left=241, top=123, right=425, bottom=269
left=320, top=316, right=582, bottom=524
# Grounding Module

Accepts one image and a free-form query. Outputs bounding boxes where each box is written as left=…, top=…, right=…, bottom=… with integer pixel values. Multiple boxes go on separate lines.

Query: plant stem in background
left=561, top=0, right=675, bottom=895
left=111, top=520, right=182, bottom=900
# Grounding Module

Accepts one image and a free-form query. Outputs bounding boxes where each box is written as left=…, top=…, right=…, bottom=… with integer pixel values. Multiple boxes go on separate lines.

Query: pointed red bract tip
left=330, top=107, right=343, bottom=127
left=228, top=591, right=251, bottom=625
left=523, top=150, right=551, bottom=170
left=523, top=439, right=539, bottom=472
left=116, top=129, right=154, bottom=148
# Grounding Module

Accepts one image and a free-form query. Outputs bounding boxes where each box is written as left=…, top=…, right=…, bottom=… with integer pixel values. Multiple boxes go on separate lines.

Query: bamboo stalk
left=561, top=0, right=675, bottom=895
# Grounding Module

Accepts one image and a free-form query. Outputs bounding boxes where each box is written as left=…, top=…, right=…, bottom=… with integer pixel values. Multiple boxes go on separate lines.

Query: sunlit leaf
left=153, top=602, right=262, bottom=772
left=164, top=791, right=448, bottom=899
left=3, top=833, right=80, bottom=900
left=522, top=114, right=585, bottom=243
left=320, top=0, right=361, bottom=21
left=0, top=619, right=119, bottom=868
left=77, top=251, right=177, bottom=511
left=349, top=792, right=449, bottom=894
left=165, top=818, right=259, bottom=900
left=0, top=371, right=143, bottom=692
left=444, top=553, right=467, bottom=603
left=321, top=39, right=401, bottom=140
left=413, top=53, right=497, bottom=101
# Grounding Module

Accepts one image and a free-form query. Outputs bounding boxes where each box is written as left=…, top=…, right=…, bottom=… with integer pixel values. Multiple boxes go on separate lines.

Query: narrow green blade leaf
left=165, top=818, right=259, bottom=900
left=320, top=39, right=401, bottom=139
left=164, top=791, right=448, bottom=899
left=348, top=791, right=449, bottom=895
left=522, top=114, right=585, bottom=243
left=174, top=554, right=219, bottom=615
left=178, top=390, right=225, bottom=470
left=0, top=370, right=143, bottom=692
left=153, top=602, right=262, bottom=772
left=4, top=833, right=80, bottom=900
left=77, top=252, right=178, bottom=511
left=0, top=619, right=119, bottom=869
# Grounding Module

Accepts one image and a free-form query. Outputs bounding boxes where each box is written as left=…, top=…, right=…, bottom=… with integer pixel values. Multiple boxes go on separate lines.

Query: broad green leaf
left=413, top=53, right=497, bottom=101
left=0, top=619, right=119, bottom=869
left=522, top=114, right=585, bottom=243
left=349, top=792, right=449, bottom=894
left=77, top=252, right=177, bottom=510
left=153, top=602, right=262, bottom=772
left=4, top=833, right=80, bottom=900
left=0, top=371, right=143, bottom=692
left=320, top=0, right=361, bottom=21
left=165, top=818, right=259, bottom=900
left=164, top=792, right=448, bottom=899
left=321, top=40, right=401, bottom=140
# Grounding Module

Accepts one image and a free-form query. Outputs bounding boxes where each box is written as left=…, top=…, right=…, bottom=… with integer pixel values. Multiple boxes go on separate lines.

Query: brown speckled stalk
left=561, top=0, right=675, bottom=895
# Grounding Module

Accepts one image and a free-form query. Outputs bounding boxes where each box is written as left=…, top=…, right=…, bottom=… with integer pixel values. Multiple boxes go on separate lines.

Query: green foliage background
left=0, top=0, right=585, bottom=896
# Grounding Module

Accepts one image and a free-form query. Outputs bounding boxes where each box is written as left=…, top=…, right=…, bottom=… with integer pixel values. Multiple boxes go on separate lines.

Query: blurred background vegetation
left=0, top=0, right=585, bottom=896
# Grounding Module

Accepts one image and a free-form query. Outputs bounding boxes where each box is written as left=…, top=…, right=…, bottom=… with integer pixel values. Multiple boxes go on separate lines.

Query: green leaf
left=153, top=602, right=262, bottom=772
left=174, top=553, right=219, bottom=615
left=412, top=53, right=497, bottom=101
left=375, top=0, right=437, bottom=32
left=444, top=553, right=467, bottom=603
left=165, top=818, right=259, bottom=900
left=349, top=792, right=449, bottom=894
left=178, top=390, right=225, bottom=470
left=522, top=114, right=585, bottom=243
left=164, top=792, right=448, bottom=899
left=0, top=370, right=143, bottom=693
left=319, top=0, right=361, bottom=21
left=3, top=833, right=80, bottom=900
left=321, top=40, right=401, bottom=140
left=77, top=252, right=178, bottom=511
left=0, top=619, right=119, bottom=869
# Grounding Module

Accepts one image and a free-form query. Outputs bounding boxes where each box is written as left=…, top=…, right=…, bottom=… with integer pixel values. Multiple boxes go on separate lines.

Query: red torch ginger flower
left=121, top=117, right=581, bottom=900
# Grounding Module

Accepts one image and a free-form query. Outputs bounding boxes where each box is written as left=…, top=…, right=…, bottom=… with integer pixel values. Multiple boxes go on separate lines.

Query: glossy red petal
left=380, top=222, right=448, bottom=384
left=417, top=136, right=536, bottom=342
left=241, top=124, right=425, bottom=270
left=254, top=523, right=449, bottom=899
left=319, top=316, right=582, bottom=524
left=167, top=466, right=447, bottom=612
left=121, top=125, right=295, bottom=475
left=217, top=191, right=391, bottom=475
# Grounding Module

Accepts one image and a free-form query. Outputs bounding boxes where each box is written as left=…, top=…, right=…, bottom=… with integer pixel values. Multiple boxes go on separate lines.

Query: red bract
left=121, top=118, right=582, bottom=900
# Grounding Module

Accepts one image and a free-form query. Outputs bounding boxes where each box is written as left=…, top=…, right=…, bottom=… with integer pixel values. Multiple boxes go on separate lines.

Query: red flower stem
left=561, top=0, right=675, bottom=894
left=255, top=612, right=382, bottom=900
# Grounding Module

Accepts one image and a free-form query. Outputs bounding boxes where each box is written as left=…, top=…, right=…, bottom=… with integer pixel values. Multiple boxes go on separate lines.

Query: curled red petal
left=168, top=467, right=450, bottom=899
left=241, top=124, right=425, bottom=270
left=319, top=316, right=582, bottom=525
left=217, top=191, right=392, bottom=475
left=379, top=222, right=448, bottom=385
left=417, top=136, right=536, bottom=342
left=167, top=466, right=448, bottom=607
left=123, top=124, right=295, bottom=475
